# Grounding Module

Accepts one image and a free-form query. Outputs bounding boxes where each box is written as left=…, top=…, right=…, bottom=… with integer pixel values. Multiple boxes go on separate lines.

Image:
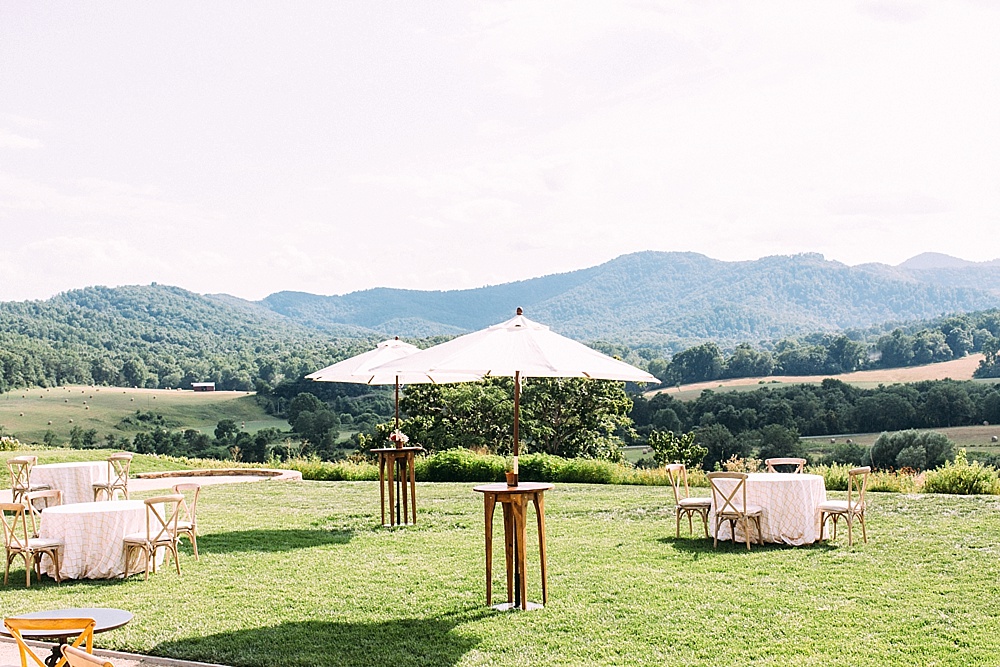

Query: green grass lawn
left=3, top=480, right=999, bottom=666
left=0, top=386, right=287, bottom=444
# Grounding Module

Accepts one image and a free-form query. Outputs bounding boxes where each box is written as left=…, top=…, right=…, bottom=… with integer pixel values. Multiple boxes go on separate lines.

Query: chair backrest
left=106, top=453, right=133, bottom=488
left=7, top=459, right=32, bottom=492
left=145, top=494, right=183, bottom=543
left=4, top=617, right=95, bottom=667
left=765, top=457, right=806, bottom=473
left=1, top=502, right=30, bottom=552
left=62, top=644, right=114, bottom=667
left=847, top=466, right=871, bottom=511
left=707, top=472, right=749, bottom=516
left=25, top=489, right=62, bottom=535
left=172, top=482, right=201, bottom=527
left=663, top=463, right=690, bottom=505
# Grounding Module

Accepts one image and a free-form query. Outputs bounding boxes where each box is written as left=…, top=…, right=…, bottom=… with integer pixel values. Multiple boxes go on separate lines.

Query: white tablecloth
left=39, top=500, right=163, bottom=579
left=31, top=462, right=108, bottom=504
left=710, top=473, right=827, bottom=545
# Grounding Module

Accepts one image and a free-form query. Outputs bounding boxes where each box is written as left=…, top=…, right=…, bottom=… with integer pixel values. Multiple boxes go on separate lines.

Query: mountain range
left=247, top=251, right=1000, bottom=344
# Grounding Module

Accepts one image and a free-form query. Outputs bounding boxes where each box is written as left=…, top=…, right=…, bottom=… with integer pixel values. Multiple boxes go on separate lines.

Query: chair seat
left=818, top=500, right=864, bottom=513
left=716, top=504, right=763, bottom=517
left=176, top=520, right=194, bottom=531
left=123, top=531, right=149, bottom=544
left=27, top=537, right=62, bottom=550
left=678, top=497, right=711, bottom=509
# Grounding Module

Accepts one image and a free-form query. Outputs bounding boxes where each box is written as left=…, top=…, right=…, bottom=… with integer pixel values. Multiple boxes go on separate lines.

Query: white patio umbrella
left=368, top=308, right=658, bottom=480
left=306, top=337, right=481, bottom=428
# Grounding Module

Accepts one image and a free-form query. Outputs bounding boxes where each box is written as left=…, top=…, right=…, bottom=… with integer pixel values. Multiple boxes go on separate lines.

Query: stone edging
left=135, top=468, right=302, bottom=481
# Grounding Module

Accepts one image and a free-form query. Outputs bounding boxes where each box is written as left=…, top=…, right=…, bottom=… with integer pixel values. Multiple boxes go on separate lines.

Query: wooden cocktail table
left=372, top=446, right=423, bottom=526
left=1, top=607, right=132, bottom=667
left=473, top=482, right=552, bottom=611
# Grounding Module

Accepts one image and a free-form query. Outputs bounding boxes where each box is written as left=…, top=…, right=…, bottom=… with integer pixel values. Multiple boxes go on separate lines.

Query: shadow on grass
left=196, top=528, right=355, bottom=554
left=152, top=611, right=488, bottom=667
left=658, top=535, right=838, bottom=553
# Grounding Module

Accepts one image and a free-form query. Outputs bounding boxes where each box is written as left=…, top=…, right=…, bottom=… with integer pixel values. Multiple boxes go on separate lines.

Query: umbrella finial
left=516, top=307, right=523, bottom=315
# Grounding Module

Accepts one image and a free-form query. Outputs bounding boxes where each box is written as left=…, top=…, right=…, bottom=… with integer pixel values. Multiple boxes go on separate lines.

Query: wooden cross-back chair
left=92, top=453, right=133, bottom=501
left=1, top=502, right=62, bottom=587
left=62, top=644, right=115, bottom=667
left=7, top=458, right=50, bottom=505
left=123, top=494, right=183, bottom=580
left=24, top=489, right=63, bottom=538
left=764, top=457, right=807, bottom=473
left=818, top=466, right=871, bottom=546
left=172, top=482, right=201, bottom=560
left=664, top=463, right=710, bottom=538
left=3, top=617, right=95, bottom=667
left=707, top=472, right=763, bottom=550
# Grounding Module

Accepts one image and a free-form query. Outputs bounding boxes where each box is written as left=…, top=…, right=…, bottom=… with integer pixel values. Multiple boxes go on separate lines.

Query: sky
left=1, top=1, right=998, bottom=302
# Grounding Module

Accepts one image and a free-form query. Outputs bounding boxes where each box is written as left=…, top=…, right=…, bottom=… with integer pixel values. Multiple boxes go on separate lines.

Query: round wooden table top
left=473, top=482, right=554, bottom=494
left=370, top=446, right=425, bottom=453
left=0, top=608, right=133, bottom=640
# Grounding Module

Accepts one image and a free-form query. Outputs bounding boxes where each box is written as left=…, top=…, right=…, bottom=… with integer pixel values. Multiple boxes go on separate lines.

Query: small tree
left=647, top=430, right=707, bottom=469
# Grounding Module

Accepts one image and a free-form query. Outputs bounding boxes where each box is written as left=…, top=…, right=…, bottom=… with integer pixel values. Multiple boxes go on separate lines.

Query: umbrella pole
left=512, top=370, right=520, bottom=486
left=394, top=376, right=400, bottom=430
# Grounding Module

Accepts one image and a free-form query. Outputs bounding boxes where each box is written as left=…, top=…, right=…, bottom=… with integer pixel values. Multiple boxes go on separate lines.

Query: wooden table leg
left=514, top=495, right=528, bottom=609
left=378, top=454, right=386, bottom=526
left=534, top=491, right=548, bottom=605
left=484, top=492, right=496, bottom=606
left=502, top=501, right=514, bottom=604
left=409, top=452, right=418, bottom=524
left=398, top=458, right=408, bottom=524
left=387, top=453, right=396, bottom=526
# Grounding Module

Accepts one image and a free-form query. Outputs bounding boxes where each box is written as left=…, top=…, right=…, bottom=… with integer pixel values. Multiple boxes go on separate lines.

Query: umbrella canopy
left=306, top=338, right=482, bottom=386
left=369, top=309, right=657, bottom=479
left=370, top=310, right=658, bottom=383
left=306, top=337, right=482, bottom=428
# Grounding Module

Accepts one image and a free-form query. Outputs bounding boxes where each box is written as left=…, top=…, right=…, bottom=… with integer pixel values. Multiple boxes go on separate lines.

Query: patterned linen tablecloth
left=711, top=473, right=827, bottom=545
left=39, top=500, right=163, bottom=579
left=32, top=461, right=108, bottom=504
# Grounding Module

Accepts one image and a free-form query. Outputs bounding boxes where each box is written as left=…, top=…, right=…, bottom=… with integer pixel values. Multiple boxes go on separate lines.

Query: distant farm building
left=191, top=382, right=216, bottom=392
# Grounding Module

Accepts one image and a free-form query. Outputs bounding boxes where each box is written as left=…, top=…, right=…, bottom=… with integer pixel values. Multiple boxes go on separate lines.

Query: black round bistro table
left=1, top=607, right=132, bottom=667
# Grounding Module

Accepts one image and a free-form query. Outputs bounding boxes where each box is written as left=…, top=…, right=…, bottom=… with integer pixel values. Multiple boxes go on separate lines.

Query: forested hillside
left=0, top=285, right=379, bottom=391
left=261, top=251, right=1000, bottom=343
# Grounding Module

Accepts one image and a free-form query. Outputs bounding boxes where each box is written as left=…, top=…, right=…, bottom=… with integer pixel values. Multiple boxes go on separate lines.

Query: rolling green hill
left=261, top=251, right=1000, bottom=342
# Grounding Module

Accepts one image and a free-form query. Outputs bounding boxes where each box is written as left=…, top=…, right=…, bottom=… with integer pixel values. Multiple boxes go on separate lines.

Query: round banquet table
left=38, top=500, right=163, bottom=580
left=710, top=472, right=827, bottom=545
left=0, top=607, right=133, bottom=667
left=31, top=462, right=108, bottom=505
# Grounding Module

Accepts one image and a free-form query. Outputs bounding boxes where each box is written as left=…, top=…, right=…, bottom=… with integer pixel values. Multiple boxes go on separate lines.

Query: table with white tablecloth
left=38, top=500, right=163, bottom=579
left=31, top=461, right=108, bottom=504
left=711, top=473, right=827, bottom=545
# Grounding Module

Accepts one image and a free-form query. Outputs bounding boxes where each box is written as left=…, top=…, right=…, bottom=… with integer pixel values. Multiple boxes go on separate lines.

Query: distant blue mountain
left=258, top=251, right=1000, bottom=343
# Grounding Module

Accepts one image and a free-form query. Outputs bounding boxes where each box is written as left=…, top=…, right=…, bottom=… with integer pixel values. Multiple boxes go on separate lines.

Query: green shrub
left=281, top=457, right=378, bottom=481
left=418, top=448, right=505, bottom=483
left=518, top=453, right=566, bottom=482
left=923, top=449, right=1000, bottom=495
left=870, top=430, right=954, bottom=471
left=556, top=458, right=621, bottom=484
left=811, top=463, right=919, bottom=493
left=0, top=435, right=23, bottom=452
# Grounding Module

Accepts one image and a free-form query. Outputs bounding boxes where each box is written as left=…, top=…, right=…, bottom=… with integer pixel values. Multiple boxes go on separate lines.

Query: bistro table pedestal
left=473, top=482, right=553, bottom=611
left=372, top=446, right=424, bottom=526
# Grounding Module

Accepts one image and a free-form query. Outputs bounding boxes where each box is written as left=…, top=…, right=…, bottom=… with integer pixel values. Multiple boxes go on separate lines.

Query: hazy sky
left=1, top=1, right=998, bottom=302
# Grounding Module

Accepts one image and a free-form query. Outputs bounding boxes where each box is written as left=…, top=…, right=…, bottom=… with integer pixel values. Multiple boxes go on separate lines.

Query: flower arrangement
left=389, top=429, right=409, bottom=448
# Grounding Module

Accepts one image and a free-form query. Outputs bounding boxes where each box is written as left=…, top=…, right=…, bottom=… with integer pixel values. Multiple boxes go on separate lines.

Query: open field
left=649, top=354, right=988, bottom=401
left=1, top=477, right=998, bottom=666
left=0, top=386, right=288, bottom=444
left=802, top=423, right=1000, bottom=458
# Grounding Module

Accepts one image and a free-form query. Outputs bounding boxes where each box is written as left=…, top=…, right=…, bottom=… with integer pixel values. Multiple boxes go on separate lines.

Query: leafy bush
left=0, top=435, right=23, bottom=452
left=825, top=442, right=869, bottom=466
left=518, top=453, right=567, bottom=481
left=556, top=458, right=621, bottom=484
left=811, top=463, right=919, bottom=493
left=418, top=448, right=505, bottom=483
left=869, top=430, right=954, bottom=471
left=280, top=456, right=378, bottom=481
left=646, top=430, right=707, bottom=468
left=923, top=449, right=1000, bottom=495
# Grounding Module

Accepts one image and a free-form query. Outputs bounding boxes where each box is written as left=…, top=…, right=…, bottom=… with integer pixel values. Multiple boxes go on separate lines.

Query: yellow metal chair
left=3, top=617, right=94, bottom=667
